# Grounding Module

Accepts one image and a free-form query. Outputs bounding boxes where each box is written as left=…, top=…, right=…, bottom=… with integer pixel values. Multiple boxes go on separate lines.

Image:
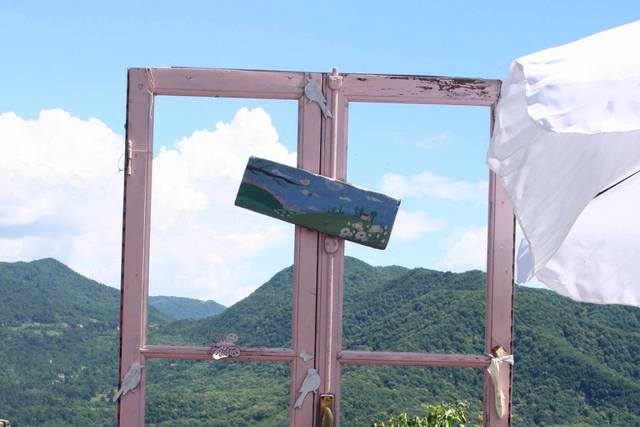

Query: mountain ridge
left=0, top=257, right=639, bottom=426
left=149, top=295, right=226, bottom=320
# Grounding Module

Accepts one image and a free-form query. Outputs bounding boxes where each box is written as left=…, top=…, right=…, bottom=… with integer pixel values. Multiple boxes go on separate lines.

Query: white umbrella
left=488, top=20, right=640, bottom=306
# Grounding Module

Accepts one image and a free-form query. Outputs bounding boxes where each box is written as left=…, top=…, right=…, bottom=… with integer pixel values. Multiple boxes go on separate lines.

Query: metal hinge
left=126, top=140, right=133, bottom=175
left=327, top=67, right=343, bottom=89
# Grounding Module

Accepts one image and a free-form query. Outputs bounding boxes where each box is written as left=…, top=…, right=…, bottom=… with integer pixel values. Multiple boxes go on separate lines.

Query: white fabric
left=518, top=21, right=640, bottom=134
left=486, top=349, right=514, bottom=419
left=488, top=20, right=640, bottom=306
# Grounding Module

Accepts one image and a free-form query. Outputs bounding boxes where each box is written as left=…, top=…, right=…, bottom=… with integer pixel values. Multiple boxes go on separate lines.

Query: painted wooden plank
left=141, top=345, right=296, bottom=362
left=342, top=73, right=500, bottom=106
left=338, top=351, right=491, bottom=369
left=235, top=156, right=400, bottom=249
left=147, top=67, right=306, bottom=99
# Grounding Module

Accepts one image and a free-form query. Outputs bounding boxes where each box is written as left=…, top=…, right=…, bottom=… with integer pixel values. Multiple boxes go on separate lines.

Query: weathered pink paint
left=119, top=67, right=513, bottom=427
left=141, top=345, right=295, bottom=361
left=118, top=68, right=154, bottom=427
left=335, top=74, right=512, bottom=427
left=339, top=351, right=491, bottom=368
left=149, top=68, right=305, bottom=99
left=290, top=72, right=323, bottom=425
left=119, top=68, right=312, bottom=427
left=314, top=70, right=349, bottom=426
left=483, top=105, right=516, bottom=427
left=342, top=73, right=500, bottom=105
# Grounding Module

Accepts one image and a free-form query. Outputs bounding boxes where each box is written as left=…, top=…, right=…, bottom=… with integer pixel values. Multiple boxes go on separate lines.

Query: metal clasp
left=319, top=394, right=335, bottom=427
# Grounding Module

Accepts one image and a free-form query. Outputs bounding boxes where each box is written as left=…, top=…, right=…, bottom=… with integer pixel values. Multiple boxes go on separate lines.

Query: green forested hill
left=0, top=259, right=170, bottom=426
left=1, top=258, right=639, bottom=426
left=149, top=295, right=226, bottom=320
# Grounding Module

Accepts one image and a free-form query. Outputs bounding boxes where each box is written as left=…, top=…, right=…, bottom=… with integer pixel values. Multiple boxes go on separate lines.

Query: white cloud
left=149, top=108, right=296, bottom=303
left=415, top=131, right=452, bottom=149
left=437, top=226, right=487, bottom=272
left=0, top=109, right=124, bottom=286
left=381, top=171, right=487, bottom=202
left=392, top=210, right=446, bottom=240
left=0, top=108, right=296, bottom=305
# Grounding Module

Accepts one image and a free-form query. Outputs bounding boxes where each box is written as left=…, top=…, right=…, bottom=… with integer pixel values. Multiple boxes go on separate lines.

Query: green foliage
left=148, top=296, right=226, bottom=320
left=1, top=257, right=639, bottom=426
left=373, top=402, right=481, bottom=427
left=145, top=361, right=290, bottom=427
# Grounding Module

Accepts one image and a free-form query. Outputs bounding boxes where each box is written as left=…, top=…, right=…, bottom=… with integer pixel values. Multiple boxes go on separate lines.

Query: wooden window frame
left=118, top=68, right=515, bottom=427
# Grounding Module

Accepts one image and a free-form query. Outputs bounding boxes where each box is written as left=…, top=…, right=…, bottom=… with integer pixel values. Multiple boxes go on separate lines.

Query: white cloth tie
left=486, top=349, right=514, bottom=419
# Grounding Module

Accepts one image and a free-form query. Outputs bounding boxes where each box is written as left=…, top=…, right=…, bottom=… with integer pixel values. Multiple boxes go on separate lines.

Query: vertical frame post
left=484, top=105, right=516, bottom=426
left=290, top=72, right=323, bottom=424
left=118, top=69, right=154, bottom=427
left=315, top=70, right=348, bottom=427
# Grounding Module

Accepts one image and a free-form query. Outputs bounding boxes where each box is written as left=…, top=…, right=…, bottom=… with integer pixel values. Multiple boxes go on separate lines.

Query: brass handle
left=321, top=406, right=334, bottom=427
left=319, top=394, right=335, bottom=427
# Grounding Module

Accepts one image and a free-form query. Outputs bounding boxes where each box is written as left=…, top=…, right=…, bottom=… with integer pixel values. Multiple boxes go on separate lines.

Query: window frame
left=118, top=68, right=514, bottom=427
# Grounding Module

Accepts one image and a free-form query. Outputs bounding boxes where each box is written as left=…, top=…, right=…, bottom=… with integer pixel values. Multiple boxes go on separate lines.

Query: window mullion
left=290, top=72, right=324, bottom=425
left=314, top=71, right=349, bottom=427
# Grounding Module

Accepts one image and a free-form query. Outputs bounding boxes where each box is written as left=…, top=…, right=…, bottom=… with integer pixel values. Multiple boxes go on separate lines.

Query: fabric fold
left=488, top=20, right=640, bottom=306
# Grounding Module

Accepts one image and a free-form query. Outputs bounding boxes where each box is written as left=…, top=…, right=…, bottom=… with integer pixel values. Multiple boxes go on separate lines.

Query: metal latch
left=126, top=140, right=133, bottom=175
left=319, top=394, right=335, bottom=427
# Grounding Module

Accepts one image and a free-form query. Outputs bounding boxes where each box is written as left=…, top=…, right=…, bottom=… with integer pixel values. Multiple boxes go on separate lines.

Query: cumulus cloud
left=381, top=171, right=487, bottom=202
left=149, top=107, right=296, bottom=303
left=392, top=210, right=446, bottom=240
left=0, top=108, right=296, bottom=305
left=0, top=109, right=124, bottom=285
left=437, top=226, right=487, bottom=272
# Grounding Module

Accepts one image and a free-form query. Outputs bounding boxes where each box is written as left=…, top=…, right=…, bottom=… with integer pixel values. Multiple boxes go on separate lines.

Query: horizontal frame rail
left=338, top=350, right=490, bottom=369
left=141, top=345, right=296, bottom=362
left=142, top=347, right=491, bottom=369
left=139, top=67, right=307, bottom=99
left=131, top=68, right=500, bottom=105
left=341, top=73, right=500, bottom=105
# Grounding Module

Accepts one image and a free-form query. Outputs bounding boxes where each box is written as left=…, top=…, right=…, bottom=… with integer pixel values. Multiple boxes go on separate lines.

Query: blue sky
left=1, top=1, right=639, bottom=304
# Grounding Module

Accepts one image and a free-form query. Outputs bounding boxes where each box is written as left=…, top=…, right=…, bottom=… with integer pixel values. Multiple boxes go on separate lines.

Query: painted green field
left=236, top=181, right=392, bottom=249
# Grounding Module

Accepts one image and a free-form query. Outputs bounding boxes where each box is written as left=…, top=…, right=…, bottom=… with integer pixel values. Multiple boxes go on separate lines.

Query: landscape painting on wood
left=235, top=157, right=400, bottom=249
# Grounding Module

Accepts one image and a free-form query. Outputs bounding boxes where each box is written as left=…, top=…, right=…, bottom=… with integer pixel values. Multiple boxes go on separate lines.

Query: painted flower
left=355, top=231, right=368, bottom=242
left=369, top=225, right=383, bottom=234
left=353, top=222, right=364, bottom=231
left=339, top=227, right=353, bottom=238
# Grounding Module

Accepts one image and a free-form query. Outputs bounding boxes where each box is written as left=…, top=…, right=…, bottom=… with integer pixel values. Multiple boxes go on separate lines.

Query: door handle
left=320, top=394, right=334, bottom=427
